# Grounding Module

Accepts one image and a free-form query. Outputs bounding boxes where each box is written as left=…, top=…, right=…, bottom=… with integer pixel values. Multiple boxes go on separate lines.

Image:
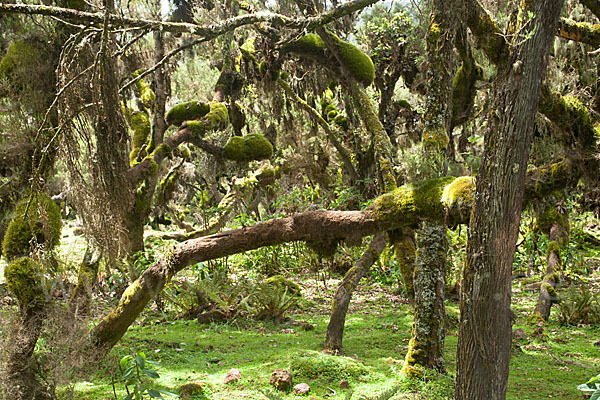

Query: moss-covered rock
left=5, top=257, right=45, bottom=308
left=223, top=134, right=273, bottom=162
left=166, top=101, right=210, bottom=126
left=2, top=193, right=62, bottom=260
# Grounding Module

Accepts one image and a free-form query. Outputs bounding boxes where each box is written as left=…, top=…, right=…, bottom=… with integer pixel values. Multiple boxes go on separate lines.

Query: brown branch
left=0, top=0, right=378, bottom=37
left=557, top=18, right=600, bottom=47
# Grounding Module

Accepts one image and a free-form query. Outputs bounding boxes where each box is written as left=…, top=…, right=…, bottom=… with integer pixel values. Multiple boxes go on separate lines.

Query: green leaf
left=146, top=359, right=161, bottom=368
left=146, top=389, right=164, bottom=399
left=123, top=394, right=133, bottom=400
left=157, top=389, right=178, bottom=397
left=121, top=366, right=135, bottom=380
left=143, top=368, right=160, bottom=379
left=135, top=353, right=146, bottom=369
left=591, top=389, right=600, bottom=400
left=120, top=355, right=134, bottom=370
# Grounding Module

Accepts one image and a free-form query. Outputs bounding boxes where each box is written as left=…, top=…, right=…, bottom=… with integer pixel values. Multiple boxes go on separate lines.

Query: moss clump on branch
left=132, top=69, right=155, bottom=108
left=5, top=257, right=45, bottom=309
left=536, top=206, right=566, bottom=233
left=129, top=111, right=151, bottom=164
left=223, top=134, right=273, bottom=162
left=282, top=33, right=375, bottom=86
left=166, top=101, right=211, bottom=126
left=369, top=176, right=456, bottom=226
left=2, top=193, right=62, bottom=261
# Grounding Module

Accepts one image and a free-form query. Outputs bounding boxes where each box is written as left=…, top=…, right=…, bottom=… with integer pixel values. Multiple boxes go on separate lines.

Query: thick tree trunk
left=324, top=233, right=386, bottom=352
left=456, top=1, right=564, bottom=399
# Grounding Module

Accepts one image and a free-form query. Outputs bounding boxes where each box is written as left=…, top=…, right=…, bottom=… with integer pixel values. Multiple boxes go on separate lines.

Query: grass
left=62, top=276, right=599, bottom=400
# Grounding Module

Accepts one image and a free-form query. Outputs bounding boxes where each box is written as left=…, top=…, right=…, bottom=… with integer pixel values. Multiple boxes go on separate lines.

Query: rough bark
left=456, top=1, right=564, bottom=399
left=401, top=222, right=448, bottom=376
left=324, top=233, right=386, bottom=351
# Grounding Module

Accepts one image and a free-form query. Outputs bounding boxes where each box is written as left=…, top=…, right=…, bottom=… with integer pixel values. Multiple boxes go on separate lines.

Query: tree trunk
left=324, top=233, right=386, bottom=352
left=390, top=228, right=416, bottom=304
left=401, top=0, right=456, bottom=377
left=456, top=1, right=564, bottom=398
left=532, top=205, right=569, bottom=321
left=401, top=221, right=448, bottom=376
left=68, top=243, right=102, bottom=316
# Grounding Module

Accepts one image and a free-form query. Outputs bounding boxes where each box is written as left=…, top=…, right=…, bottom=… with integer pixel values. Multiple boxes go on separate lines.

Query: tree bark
left=456, top=1, right=564, bottom=399
left=324, top=233, right=386, bottom=352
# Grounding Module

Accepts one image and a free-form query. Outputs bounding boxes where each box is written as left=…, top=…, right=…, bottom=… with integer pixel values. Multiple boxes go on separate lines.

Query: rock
left=224, top=368, right=241, bottom=384
left=294, top=383, right=310, bottom=394
left=270, top=369, right=293, bottom=390
left=512, top=328, right=525, bottom=341
left=339, top=379, right=350, bottom=389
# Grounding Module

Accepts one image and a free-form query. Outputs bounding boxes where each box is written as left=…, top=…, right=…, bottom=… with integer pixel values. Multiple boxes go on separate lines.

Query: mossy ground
left=56, top=273, right=599, bottom=400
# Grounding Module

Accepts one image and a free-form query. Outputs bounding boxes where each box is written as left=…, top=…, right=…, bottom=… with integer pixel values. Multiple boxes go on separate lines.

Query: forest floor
left=67, top=272, right=599, bottom=400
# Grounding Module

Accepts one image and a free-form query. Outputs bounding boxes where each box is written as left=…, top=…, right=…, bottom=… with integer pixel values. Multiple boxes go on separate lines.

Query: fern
left=261, top=388, right=284, bottom=400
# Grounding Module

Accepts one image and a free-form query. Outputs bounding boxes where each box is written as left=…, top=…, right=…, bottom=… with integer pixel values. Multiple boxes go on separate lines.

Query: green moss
left=369, top=177, right=455, bottom=225
left=132, top=70, right=155, bottom=108
left=129, top=111, right=151, bottom=164
left=547, top=240, right=561, bottom=255
left=258, top=60, right=267, bottom=76
left=422, top=126, right=449, bottom=150
left=5, top=257, right=45, bottom=308
left=224, top=134, right=273, bottom=162
left=441, top=176, right=475, bottom=216
left=332, top=36, right=375, bottom=86
left=185, top=120, right=207, bottom=137
left=281, top=34, right=327, bottom=60
left=2, top=193, right=62, bottom=260
left=255, top=165, right=280, bottom=185
left=166, top=101, right=210, bottom=126
left=204, top=102, right=229, bottom=128
left=536, top=206, right=565, bottom=233
left=279, top=71, right=289, bottom=80
left=0, top=39, right=41, bottom=80
left=150, top=144, right=171, bottom=161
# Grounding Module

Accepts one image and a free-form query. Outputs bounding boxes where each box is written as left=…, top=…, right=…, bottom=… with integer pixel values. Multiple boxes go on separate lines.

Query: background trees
left=0, top=0, right=599, bottom=398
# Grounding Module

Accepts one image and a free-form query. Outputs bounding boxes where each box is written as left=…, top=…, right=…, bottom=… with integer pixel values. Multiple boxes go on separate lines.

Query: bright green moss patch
left=0, top=39, right=42, bottom=80
left=291, top=350, right=370, bottom=384
left=333, top=37, right=375, bottom=86
left=133, top=70, right=155, bottom=108
left=2, top=193, right=62, bottom=260
left=5, top=257, right=45, bottom=308
left=535, top=206, right=566, bottom=233
left=185, top=120, right=207, bottom=137
left=204, top=102, right=229, bottom=128
left=281, top=34, right=327, bottom=60
left=441, top=176, right=475, bottom=216
left=129, top=111, right=151, bottom=164
left=166, top=101, right=210, bottom=126
left=369, top=177, right=455, bottom=226
left=223, top=134, right=273, bottom=162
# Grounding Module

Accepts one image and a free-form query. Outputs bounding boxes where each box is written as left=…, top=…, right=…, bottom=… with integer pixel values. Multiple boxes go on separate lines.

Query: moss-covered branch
left=0, top=0, right=378, bottom=37
left=557, top=18, right=600, bottom=47
left=88, top=160, right=585, bottom=351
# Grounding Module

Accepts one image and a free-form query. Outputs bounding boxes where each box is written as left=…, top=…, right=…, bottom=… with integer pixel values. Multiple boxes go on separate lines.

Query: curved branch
left=0, top=0, right=378, bottom=36
left=557, top=18, right=600, bottom=47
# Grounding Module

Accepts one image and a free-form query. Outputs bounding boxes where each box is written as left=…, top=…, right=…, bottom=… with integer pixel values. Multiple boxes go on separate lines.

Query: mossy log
left=324, top=233, right=386, bottom=351
left=88, top=161, right=584, bottom=352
